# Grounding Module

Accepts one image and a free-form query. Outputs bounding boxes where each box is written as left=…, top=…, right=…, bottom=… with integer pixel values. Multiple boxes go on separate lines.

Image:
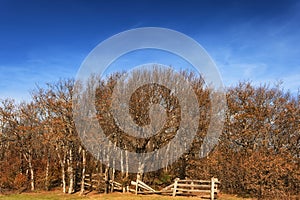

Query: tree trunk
left=104, top=166, right=110, bottom=194
left=57, top=149, right=67, bottom=193
left=45, top=152, right=50, bottom=191
left=68, top=147, right=74, bottom=194
left=125, top=149, right=129, bottom=178
left=165, top=144, right=170, bottom=173
left=80, top=148, right=86, bottom=195
left=110, top=160, right=115, bottom=193
left=62, top=162, right=66, bottom=193
left=23, top=152, right=35, bottom=191
left=137, top=161, right=144, bottom=181
left=120, top=150, right=124, bottom=175
left=28, top=155, right=35, bottom=191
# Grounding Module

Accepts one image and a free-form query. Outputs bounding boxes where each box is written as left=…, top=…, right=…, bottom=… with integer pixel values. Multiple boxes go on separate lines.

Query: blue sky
left=0, top=0, right=299, bottom=102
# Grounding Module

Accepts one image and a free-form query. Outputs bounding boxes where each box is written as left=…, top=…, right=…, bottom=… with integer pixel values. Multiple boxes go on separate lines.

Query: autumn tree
left=0, top=69, right=299, bottom=199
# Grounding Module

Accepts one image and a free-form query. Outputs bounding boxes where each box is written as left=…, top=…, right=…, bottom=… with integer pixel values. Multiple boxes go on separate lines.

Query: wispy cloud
left=1, top=0, right=299, bottom=101
left=0, top=49, right=83, bottom=102
left=202, top=5, right=300, bottom=95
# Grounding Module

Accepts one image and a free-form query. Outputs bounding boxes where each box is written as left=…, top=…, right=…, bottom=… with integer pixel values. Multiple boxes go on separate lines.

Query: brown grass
left=0, top=190, right=256, bottom=200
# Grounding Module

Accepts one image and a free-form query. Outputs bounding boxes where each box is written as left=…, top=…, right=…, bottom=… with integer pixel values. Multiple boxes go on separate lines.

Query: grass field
left=0, top=191, right=255, bottom=200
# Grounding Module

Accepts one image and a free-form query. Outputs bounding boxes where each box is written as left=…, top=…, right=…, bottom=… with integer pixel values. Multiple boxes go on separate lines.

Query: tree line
left=0, top=69, right=299, bottom=199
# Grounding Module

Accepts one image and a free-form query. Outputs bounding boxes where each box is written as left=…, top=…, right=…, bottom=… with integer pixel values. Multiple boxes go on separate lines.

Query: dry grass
left=0, top=191, right=255, bottom=200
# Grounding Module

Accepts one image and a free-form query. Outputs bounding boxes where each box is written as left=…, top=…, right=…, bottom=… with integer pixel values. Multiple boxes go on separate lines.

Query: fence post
left=135, top=180, right=138, bottom=195
left=135, top=173, right=141, bottom=195
left=172, top=178, right=179, bottom=197
left=211, top=177, right=215, bottom=200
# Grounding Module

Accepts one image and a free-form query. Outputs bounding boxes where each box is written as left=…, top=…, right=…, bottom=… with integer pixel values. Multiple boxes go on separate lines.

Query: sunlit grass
left=0, top=191, right=255, bottom=200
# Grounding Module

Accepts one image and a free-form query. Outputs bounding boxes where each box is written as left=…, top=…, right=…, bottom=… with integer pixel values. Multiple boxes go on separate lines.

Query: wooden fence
left=79, top=174, right=220, bottom=199
left=79, top=173, right=127, bottom=193
left=131, top=180, right=156, bottom=194
left=170, top=178, right=220, bottom=199
left=132, top=177, right=220, bottom=199
left=79, top=173, right=102, bottom=190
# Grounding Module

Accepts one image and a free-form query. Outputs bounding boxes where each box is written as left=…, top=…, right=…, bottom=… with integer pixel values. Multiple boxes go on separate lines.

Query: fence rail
left=79, top=173, right=220, bottom=199
left=132, top=177, right=220, bottom=199
left=171, top=178, right=220, bottom=199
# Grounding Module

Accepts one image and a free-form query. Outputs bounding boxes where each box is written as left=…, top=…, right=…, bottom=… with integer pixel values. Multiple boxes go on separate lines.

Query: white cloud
left=281, top=72, right=300, bottom=94
left=0, top=54, right=79, bottom=102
